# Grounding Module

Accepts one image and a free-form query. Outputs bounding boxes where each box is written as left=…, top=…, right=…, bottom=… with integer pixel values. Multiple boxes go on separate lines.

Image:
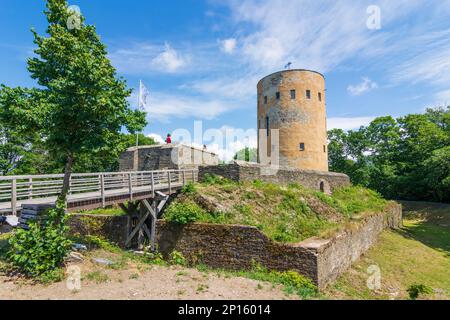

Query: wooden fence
left=0, top=169, right=198, bottom=215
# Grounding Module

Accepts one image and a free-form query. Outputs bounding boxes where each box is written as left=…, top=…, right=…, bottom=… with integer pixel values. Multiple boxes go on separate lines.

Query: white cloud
left=328, top=117, right=376, bottom=131
left=347, top=77, right=378, bottom=96
left=128, top=87, right=243, bottom=121
left=109, top=42, right=190, bottom=74
left=181, top=73, right=258, bottom=99
left=148, top=133, right=165, bottom=144
left=148, top=94, right=238, bottom=121
left=227, top=0, right=389, bottom=72
left=152, top=43, right=188, bottom=73
left=147, top=130, right=256, bottom=162
left=391, top=31, right=450, bottom=86
left=170, top=125, right=257, bottom=161
left=222, top=0, right=450, bottom=90
left=433, top=89, right=450, bottom=106
left=220, top=38, right=237, bottom=54
left=115, top=0, right=450, bottom=130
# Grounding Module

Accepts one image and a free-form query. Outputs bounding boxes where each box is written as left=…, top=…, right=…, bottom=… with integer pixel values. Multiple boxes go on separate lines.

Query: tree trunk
left=59, top=153, right=74, bottom=202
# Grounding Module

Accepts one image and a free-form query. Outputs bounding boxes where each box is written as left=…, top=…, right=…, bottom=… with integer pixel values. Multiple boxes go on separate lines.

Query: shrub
left=243, top=263, right=318, bottom=299
left=164, top=201, right=206, bottom=224
left=169, top=250, right=187, bottom=266
left=182, top=182, right=197, bottom=195
left=82, top=235, right=121, bottom=253
left=140, top=249, right=165, bottom=266
left=407, top=284, right=433, bottom=300
left=252, top=180, right=264, bottom=188
left=202, top=174, right=231, bottom=185
left=278, top=271, right=317, bottom=297
left=8, top=200, right=72, bottom=279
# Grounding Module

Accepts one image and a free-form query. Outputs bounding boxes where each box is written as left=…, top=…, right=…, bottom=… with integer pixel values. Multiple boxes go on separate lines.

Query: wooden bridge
left=0, top=169, right=198, bottom=216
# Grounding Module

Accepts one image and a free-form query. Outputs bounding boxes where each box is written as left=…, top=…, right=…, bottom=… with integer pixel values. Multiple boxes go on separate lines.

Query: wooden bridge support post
left=168, top=171, right=172, bottom=194
left=128, top=173, right=133, bottom=201
left=151, top=172, right=155, bottom=197
left=11, top=179, right=17, bottom=216
left=124, top=192, right=169, bottom=251
left=100, top=174, right=105, bottom=208
left=28, top=178, right=33, bottom=200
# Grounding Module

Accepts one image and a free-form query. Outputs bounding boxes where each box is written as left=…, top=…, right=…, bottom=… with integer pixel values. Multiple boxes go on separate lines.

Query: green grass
left=325, top=202, right=450, bottom=300
left=195, top=263, right=318, bottom=299
left=332, top=186, right=388, bottom=216
left=164, top=176, right=390, bottom=243
left=400, top=201, right=450, bottom=256
left=85, top=271, right=109, bottom=284
left=402, top=220, right=449, bottom=256
left=76, top=206, right=126, bottom=216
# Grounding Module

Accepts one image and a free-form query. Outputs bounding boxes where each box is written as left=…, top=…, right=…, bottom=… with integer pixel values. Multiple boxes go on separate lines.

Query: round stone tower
left=257, top=69, right=329, bottom=171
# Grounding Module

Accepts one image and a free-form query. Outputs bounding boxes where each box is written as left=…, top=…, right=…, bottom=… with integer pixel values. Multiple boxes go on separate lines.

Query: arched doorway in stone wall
left=318, top=179, right=331, bottom=194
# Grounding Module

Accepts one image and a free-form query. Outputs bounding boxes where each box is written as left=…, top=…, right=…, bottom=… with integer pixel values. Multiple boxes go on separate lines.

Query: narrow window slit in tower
left=306, top=90, right=311, bottom=99
left=266, top=116, right=270, bottom=137
left=319, top=92, right=322, bottom=101
left=276, top=92, right=281, bottom=100
left=264, top=96, right=268, bottom=104
left=300, top=143, right=305, bottom=151
left=290, top=90, right=296, bottom=99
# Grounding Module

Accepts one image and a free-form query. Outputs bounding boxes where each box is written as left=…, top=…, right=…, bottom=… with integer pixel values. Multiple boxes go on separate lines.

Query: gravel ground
left=0, top=252, right=297, bottom=300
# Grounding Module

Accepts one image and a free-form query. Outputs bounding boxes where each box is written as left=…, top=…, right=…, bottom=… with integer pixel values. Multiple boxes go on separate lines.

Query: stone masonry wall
left=199, top=162, right=350, bottom=193
left=68, top=203, right=402, bottom=289
left=67, top=214, right=129, bottom=248
left=119, top=145, right=219, bottom=172
left=155, top=221, right=319, bottom=282
left=257, top=70, right=329, bottom=171
left=312, top=203, right=403, bottom=287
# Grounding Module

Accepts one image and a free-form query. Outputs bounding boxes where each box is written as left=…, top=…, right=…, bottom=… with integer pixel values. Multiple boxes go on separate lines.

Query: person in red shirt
left=165, top=134, right=172, bottom=144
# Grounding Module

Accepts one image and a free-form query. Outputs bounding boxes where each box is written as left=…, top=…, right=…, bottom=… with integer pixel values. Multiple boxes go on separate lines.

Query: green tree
left=0, top=86, right=51, bottom=175
left=25, top=0, right=146, bottom=198
left=421, top=146, right=450, bottom=202
left=72, top=133, right=157, bottom=173
left=328, top=107, right=450, bottom=203
left=328, top=129, right=357, bottom=174
left=123, top=133, right=157, bottom=148
left=234, top=147, right=258, bottom=162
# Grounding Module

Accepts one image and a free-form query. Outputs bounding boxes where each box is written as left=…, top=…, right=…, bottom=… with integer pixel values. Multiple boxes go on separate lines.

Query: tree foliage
left=0, top=0, right=147, bottom=197
left=328, top=107, right=450, bottom=203
left=234, top=147, right=258, bottom=163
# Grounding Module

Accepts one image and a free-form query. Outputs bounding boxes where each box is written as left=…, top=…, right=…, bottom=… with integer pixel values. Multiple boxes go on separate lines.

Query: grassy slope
left=325, top=202, right=450, bottom=300
left=165, top=176, right=390, bottom=243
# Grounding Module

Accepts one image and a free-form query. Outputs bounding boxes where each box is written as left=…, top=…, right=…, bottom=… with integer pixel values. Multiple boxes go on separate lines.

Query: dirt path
left=0, top=259, right=296, bottom=300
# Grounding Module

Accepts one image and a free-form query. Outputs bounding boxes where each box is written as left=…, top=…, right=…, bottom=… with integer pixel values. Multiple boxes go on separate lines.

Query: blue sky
left=1, top=0, right=450, bottom=159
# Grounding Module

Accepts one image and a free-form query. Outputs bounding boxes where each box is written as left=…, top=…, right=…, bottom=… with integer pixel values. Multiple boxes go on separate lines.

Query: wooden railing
left=0, top=169, right=198, bottom=215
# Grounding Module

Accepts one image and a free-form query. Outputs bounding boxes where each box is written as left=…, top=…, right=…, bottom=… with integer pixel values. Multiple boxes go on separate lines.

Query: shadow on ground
left=398, top=201, right=450, bottom=257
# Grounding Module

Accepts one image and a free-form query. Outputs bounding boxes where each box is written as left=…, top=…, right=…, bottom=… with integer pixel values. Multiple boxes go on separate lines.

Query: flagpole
left=136, top=80, right=141, bottom=147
